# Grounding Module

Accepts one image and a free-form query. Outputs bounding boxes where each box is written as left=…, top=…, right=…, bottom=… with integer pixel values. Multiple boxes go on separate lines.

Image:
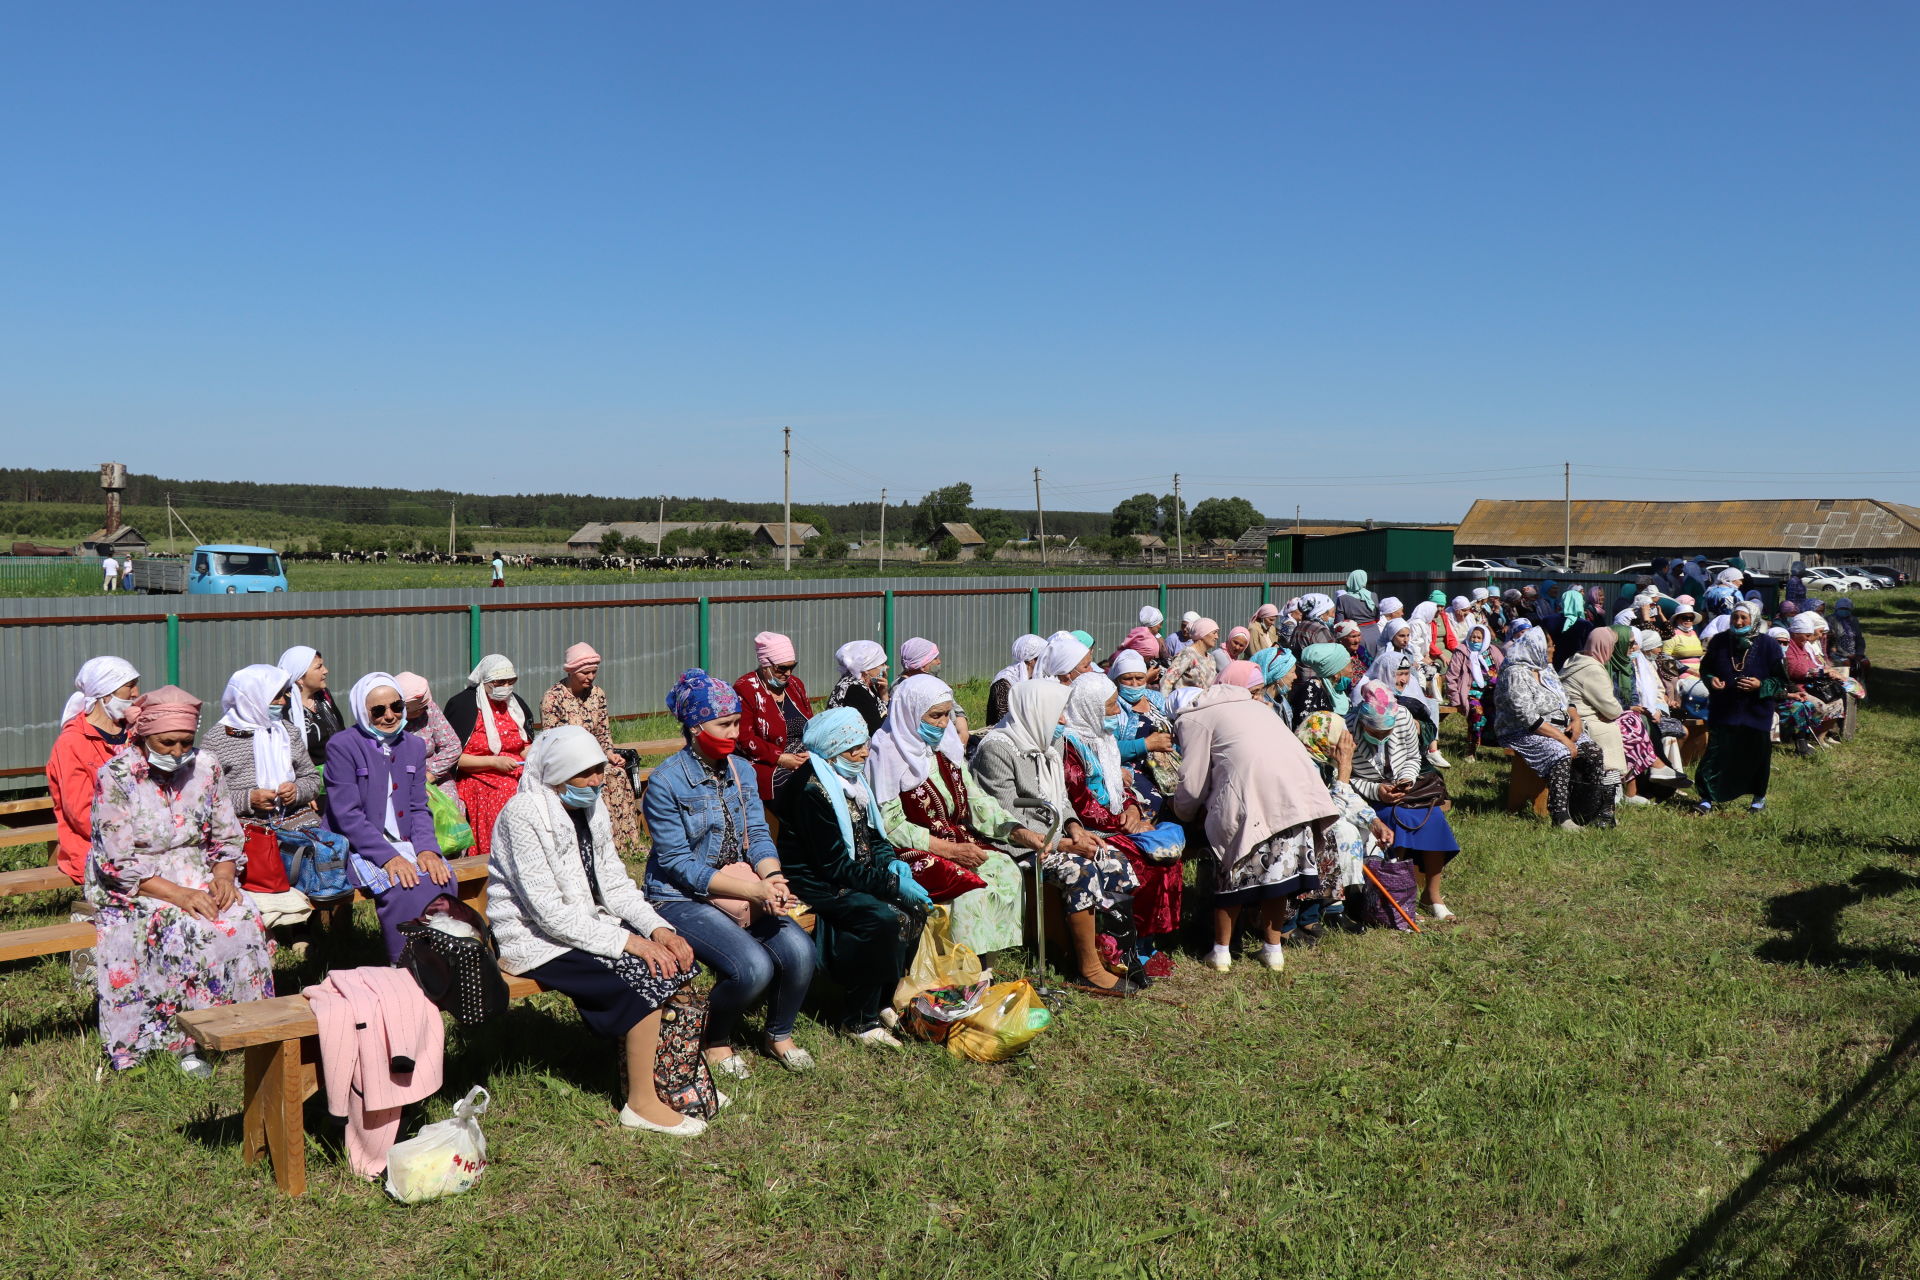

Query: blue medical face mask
left=269, top=702, right=290, bottom=721
left=1469, top=639, right=1487, bottom=653
left=1116, top=684, right=1148, bottom=705
left=1732, top=622, right=1757, bottom=637
left=831, top=756, right=864, bottom=780
left=1051, top=724, right=1067, bottom=743
left=373, top=724, right=405, bottom=745
left=560, top=783, right=602, bottom=810
left=1102, top=713, right=1127, bottom=736
left=916, top=720, right=947, bottom=748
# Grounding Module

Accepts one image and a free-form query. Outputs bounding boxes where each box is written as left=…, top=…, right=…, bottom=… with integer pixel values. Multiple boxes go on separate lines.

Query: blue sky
left=2, top=3, right=1916, bottom=521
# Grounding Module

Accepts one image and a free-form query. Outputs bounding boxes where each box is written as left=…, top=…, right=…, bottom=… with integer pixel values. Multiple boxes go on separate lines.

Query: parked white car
left=1804, top=566, right=1879, bottom=592
left=1453, top=557, right=1521, bottom=576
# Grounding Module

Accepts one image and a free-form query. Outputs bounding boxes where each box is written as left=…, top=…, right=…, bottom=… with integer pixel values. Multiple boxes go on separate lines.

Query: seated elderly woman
left=1059, top=674, right=1186, bottom=966
left=1247, top=603, right=1283, bottom=654
left=1159, top=617, right=1220, bottom=692
left=1295, top=710, right=1395, bottom=906
left=827, top=640, right=891, bottom=733
left=775, top=708, right=932, bottom=1047
left=85, top=686, right=275, bottom=1076
left=1560, top=627, right=1658, bottom=809
left=325, top=673, right=453, bottom=962
left=867, top=674, right=1047, bottom=956
left=207, top=663, right=325, bottom=938
left=1171, top=678, right=1339, bottom=972
left=1290, top=594, right=1338, bottom=654
left=397, top=672, right=464, bottom=797
left=1781, top=613, right=1846, bottom=753
left=972, top=681, right=1142, bottom=997
left=540, top=643, right=643, bottom=852
left=898, top=637, right=941, bottom=679
left=490, top=725, right=706, bottom=1136
left=985, top=634, right=1048, bottom=726
left=734, top=631, right=813, bottom=810
left=1345, top=682, right=1463, bottom=920
left=1291, top=642, right=1353, bottom=721
left=1210, top=626, right=1253, bottom=676
left=645, top=671, right=816, bottom=1076
left=48, top=655, right=141, bottom=885
left=447, top=654, right=533, bottom=860
left=1494, top=628, right=1612, bottom=831
left=1039, top=630, right=1094, bottom=685
left=1249, top=646, right=1300, bottom=727
left=277, top=646, right=345, bottom=769
left=1106, top=651, right=1179, bottom=792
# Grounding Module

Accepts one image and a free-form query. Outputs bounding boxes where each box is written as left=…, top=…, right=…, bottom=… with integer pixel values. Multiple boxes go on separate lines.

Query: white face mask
left=103, top=695, right=134, bottom=724
left=146, top=748, right=192, bottom=774
left=487, top=683, right=515, bottom=702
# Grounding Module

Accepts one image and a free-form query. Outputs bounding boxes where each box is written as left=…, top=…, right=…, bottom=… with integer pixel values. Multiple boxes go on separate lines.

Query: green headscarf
left=1561, top=588, right=1586, bottom=622
left=1608, top=625, right=1637, bottom=706
left=1427, top=589, right=1447, bottom=606
left=1300, top=642, right=1352, bottom=715
left=1344, top=570, right=1376, bottom=609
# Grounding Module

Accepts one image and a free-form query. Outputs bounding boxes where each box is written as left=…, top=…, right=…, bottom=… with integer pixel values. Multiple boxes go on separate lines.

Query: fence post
left=882, top=590, right=896, bottom=672
left=1029, top=586, right=1041, bottom=635
left=1261, top=581, right=1272, bottom=606
left=1157, top=582, right=1168, bottom=622
left=166, top=614, right=181, bottom=685
left=467, top=604, right=483, bottom=670
left=697, top=597, right=710, bottom=671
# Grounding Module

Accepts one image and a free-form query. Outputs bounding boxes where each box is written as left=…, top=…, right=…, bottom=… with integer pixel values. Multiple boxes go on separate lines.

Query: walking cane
left=1361, top=860, right=1422, bottom=933
left=1017, top=795, right=1065, bottom=979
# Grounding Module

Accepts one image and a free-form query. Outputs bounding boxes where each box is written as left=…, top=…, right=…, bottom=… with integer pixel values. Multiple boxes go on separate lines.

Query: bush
left=817, top=537, right=852, bottom=560
left=976, top=539, right=1001, bottom=563
left=931, top=534, right=961, bottom=561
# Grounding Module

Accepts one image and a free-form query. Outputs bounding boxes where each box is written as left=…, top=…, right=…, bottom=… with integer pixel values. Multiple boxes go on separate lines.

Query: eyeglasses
left=368, top=700, right=405, bottom=718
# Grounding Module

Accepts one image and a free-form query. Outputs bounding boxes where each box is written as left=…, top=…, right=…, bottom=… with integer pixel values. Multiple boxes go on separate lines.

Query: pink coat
left=305, top=967, right=445, bottom=1177
left=1170, top=685, right=1337, bottom=872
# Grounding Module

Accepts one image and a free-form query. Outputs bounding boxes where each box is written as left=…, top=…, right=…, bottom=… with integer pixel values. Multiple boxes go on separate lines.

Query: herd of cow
left=279, top=549, right=758, bottom=571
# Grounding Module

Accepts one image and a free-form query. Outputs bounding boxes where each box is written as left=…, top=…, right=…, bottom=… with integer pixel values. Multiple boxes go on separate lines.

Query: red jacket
left=46, top=714, right=126, bottom=882
left=731, top=671, right=812, bottom=802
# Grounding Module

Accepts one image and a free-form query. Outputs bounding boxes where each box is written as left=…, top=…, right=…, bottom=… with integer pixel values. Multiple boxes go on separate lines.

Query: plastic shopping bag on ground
left=384, top=1086, right=489, bottom=1204
left=901, top=977, right=993, bottom=1044
left=891, top=905, right=986, bottom=1013
left=946, top=979, right=1051, bottom=1064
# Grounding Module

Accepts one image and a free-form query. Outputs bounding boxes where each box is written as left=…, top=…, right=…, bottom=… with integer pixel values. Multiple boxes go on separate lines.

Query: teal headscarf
left=801, top=708, right=882, bottom=855
left=1300, top=642, right=1352, bottom=715
left=1561, top=588, right=1586, bottom=622
left=1344, top=570, right=1376, bottom=609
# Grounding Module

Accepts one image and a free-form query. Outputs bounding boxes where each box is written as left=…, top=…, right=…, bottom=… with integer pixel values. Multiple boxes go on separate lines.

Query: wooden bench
left=177, top=968, right=547, bottom=1196
left=1504, top=719, right=1711, bottom=816
left=0, top=865, right=79, bottom=898
left=0, top=824, right=57, bottom=851
left=0, top=794, right=54, bottom=819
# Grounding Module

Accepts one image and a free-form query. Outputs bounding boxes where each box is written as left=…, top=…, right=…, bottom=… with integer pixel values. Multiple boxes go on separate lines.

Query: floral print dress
left=456, top=701, right=528, bottom=860
left=540, top=682, right=642, bottom=852
left=85, top=752, right=275, bottom=1069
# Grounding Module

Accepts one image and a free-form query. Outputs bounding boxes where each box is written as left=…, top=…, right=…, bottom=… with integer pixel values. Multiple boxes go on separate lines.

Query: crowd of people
left=38, top=561, right=1874, bottom=1133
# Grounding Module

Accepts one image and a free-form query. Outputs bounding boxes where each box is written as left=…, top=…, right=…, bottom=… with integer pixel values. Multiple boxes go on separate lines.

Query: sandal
left=762, top=1037, right=815, bottom=1073
left=1065, top=976, right=1141, bottom=999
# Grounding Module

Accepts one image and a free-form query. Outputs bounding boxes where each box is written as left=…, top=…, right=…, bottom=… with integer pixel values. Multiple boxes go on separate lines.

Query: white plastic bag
left=384, top=1086, right=489, bottom=1204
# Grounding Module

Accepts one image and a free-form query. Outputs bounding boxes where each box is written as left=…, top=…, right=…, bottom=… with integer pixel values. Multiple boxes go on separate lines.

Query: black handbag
left=398, top=895, right=511, bottom=1026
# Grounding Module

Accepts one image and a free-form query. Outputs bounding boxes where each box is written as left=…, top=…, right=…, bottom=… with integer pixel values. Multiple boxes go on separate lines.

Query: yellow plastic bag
left=891, top=905, right=985, bottom=1013
left=946, top=979, right=1051, bottom=1063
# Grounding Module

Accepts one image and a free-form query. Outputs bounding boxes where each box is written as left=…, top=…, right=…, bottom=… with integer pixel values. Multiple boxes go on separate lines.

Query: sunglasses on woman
left=367, top=699, right=405, bottom=718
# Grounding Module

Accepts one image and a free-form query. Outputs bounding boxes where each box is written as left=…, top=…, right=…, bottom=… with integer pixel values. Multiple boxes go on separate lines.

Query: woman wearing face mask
left=490, top=725, right=706, bottom=1135
left=826, top=640, right=892, bottom=734
left=734, top=632, right=813, bottom=811
left=972, top=681, right=1142, bottom=997
left=325, top=673, right=453, bottom=962
left=774, top=708, right=929, bottom=1046
left=1346, top=681, right=1462, bottom=920
left=1663, top=605, right=1705, bottom=678
left=1059, top=674, right=1186, bottom=971
left=48, top=655, right=140, bottom=884
left=446, top=654, right=533, bottom=859
left=275, top=646, right=345, bottom=767
left=1106, top=651, right=1179, bottom=785
left=869, top=674, right=1049, bottom=956
left=86, top=686, right=275, bottom=1076
left=540, top=643, right=642, bottom=852
left=207, top=664, right=324, bottom=937
left=644, top=671, right=815, bottom=1077
left=1443, top=623, right=1503, bottom=759
left=1251, top=646, right=1300, bottom=727
left=898, top=637, right=941, bottom=680
left=1691, top=599, right=1789, bottom=816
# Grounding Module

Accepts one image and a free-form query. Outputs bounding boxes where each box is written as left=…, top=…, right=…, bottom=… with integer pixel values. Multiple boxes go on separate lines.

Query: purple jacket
left=324, top=727, right=440, bottom=888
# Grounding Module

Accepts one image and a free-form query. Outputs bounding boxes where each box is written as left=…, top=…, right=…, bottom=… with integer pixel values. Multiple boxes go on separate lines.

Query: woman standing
left=446, top=654, right=533, bottom=860
left=644, top=671, right=816, bottom=1076
left=86, top=687, right=275, bottom=1075
left=1443, top=622, right=1502, bottom=759
left=1693, top=600, right=1788, bottom=815
left=826, top=640, right=891, bottom=734
left=539, top=643, right=642, bottom=852
left=489, top=726, right=707, bottom=1135
left=1493, top=628, right=1612, bottom=831
left=733, top=632, right=812, bottom=807
left=325, top=674, right=453, bottom=962
left=868, top=675, right=1046, bottom=955
left=776, top=709, right=930, bottom=1046
left=276, top=646, right=345, bottom=768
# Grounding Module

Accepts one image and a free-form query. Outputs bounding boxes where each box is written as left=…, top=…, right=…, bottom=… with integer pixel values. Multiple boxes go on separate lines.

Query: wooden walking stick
left=1361, top=860, right=1422, bottom=933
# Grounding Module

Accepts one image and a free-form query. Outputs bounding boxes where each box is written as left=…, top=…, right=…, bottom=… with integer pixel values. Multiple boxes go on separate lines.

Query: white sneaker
left=1259, top=943, right=1286, bottom=971
left=1427, top=751, right=1453, bottom=769
left=1620, top=794, right=1653, bottom=806
left=710, top=1053, right=750, bottom=1080
left=1426, top=903, right=1457, bottom=922
left=1556, top=819, right=1583, bottom=832
left=854, top=1026, right=903, bottom=1049
left=177, top=1052, right=213, bottom=1080
left=1204, top=946, right=1233, bottom=972
left=619, top=1105, right=707, bottom=1136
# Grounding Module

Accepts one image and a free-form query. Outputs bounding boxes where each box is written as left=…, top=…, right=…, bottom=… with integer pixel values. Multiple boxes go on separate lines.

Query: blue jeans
left=654, top=901, right=815, bottom=1043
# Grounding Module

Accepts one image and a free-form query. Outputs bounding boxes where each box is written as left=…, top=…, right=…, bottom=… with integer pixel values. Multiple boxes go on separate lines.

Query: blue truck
left=131, top=544, right=289, bottom=594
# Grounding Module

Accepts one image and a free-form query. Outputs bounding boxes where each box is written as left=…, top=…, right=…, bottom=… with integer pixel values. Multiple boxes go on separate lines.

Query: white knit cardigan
left=486, top=785, right=673, bottom=975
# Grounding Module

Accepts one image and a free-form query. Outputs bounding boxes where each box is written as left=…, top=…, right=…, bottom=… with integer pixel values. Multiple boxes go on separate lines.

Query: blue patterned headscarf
left=1251, top=645, right=1296, bottom=687
left=665, top=669, right=740, bottom=730
left=801, top=707, right=881, bottom=855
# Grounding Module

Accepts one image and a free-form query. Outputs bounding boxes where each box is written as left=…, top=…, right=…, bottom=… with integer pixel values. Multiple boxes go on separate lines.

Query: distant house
left=934, top=522, right=986, bottom=548
left=752, top=522, right=819, bottom=550
left=82, top=526, right=150, bottom=557
left=1128, top=533, right=1168, bottom=563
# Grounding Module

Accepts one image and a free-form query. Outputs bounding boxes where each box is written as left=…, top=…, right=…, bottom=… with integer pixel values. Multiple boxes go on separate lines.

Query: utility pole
left=1034, top=468, right=1048, bottom=567
left=656, top=497, right=665, bottom=555
left=1563, top=461, right=1572, bottom=570
left=448, top=502, right=456, bottom=555
left=1173, top=473, right=1184, bottom=564
left=1294, top=503, right=1301, bottom=533
left=878, top=488, right=887, bottom=573
left=167, top=492, right=176, bottom=553
left=783, top=426, right=793, bottom=572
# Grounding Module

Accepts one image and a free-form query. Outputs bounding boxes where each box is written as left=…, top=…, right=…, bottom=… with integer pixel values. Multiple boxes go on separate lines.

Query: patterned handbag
left=398, top=896, right=511, bottom=1026
left=653, top=989, right=720, bottom=1120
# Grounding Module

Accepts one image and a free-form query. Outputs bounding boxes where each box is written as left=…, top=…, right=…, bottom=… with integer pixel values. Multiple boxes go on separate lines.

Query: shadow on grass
left=1755, top=866, right=1920, bottom=977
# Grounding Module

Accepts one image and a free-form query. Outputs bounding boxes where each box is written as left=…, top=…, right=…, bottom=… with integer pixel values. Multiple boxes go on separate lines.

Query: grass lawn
left=4, top=599, right=1920, bottom=1277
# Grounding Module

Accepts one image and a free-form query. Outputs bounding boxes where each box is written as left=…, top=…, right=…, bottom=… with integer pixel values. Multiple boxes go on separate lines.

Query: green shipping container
left=1299, top=528, right=1454, bottom=577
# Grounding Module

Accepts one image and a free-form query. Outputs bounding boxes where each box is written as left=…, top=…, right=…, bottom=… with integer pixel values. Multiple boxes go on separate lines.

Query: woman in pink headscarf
left=540, top=642, right=643, bottom=851
left=1248, top=603, right=1282, bottom=654
left=734, top=631, right=813, bottom=807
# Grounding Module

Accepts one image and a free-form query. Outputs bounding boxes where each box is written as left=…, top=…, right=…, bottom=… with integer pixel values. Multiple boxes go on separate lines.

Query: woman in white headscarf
left=970, top=681, right=1143, bottom=997
left=1059, top=674, right=1186, bottom=971
left=826, top=639, right=891, bottom=733
left=47, top=655, right=140, bottom=884
left=1290, top=594, right=1337, bottom=653
left=489, top=726, right=707, bottom=1135
left=869, top=675, right=1047, bottom=955
left=275, top=645, right=344, bottom=766
left=206, top=664, right=322, bottom=934
left=984, top=634, right=1047, bottom=726
left=446, top=654, right=534, bottom=859
left=1039, top=630, right=1093, bottom=683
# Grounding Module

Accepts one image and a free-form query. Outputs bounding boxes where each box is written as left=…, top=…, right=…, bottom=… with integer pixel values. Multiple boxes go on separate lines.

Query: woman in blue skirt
left=1345, top=681, right=1461, bottom=922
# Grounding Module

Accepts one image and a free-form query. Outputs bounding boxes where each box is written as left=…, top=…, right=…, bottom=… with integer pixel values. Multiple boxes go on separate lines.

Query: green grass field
left=4, top=602, right=1920, bottom=1277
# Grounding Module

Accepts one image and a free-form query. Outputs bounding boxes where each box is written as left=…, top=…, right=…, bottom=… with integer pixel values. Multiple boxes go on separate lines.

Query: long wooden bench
left=0, top=824, right=57, bottom=851
left=0, top=865, right=79, bottom=898
left=0, top=795, right=54, bottom=818
left=1504, top=719, right=1711, bottom=815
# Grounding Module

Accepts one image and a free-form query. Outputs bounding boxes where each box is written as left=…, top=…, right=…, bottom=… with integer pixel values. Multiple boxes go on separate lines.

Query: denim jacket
left=641, top=748, right=779, bottom=904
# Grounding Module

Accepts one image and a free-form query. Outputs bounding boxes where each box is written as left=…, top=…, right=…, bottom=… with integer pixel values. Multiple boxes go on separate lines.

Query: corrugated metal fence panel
left=895, top=590, right=1031, bottom=687
left=487, top=602, right=702, bottom=721
left=4, top=619, right=169, bottom=770
left=708, top=594, right=887, bottom=699
left=176, top=612, right=472, bottom=720
left=1037, top=584, right=1158, bottom=654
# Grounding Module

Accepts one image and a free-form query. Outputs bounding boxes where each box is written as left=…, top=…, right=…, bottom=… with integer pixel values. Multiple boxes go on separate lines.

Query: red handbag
left=907, top=853, right=988, bottom=903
